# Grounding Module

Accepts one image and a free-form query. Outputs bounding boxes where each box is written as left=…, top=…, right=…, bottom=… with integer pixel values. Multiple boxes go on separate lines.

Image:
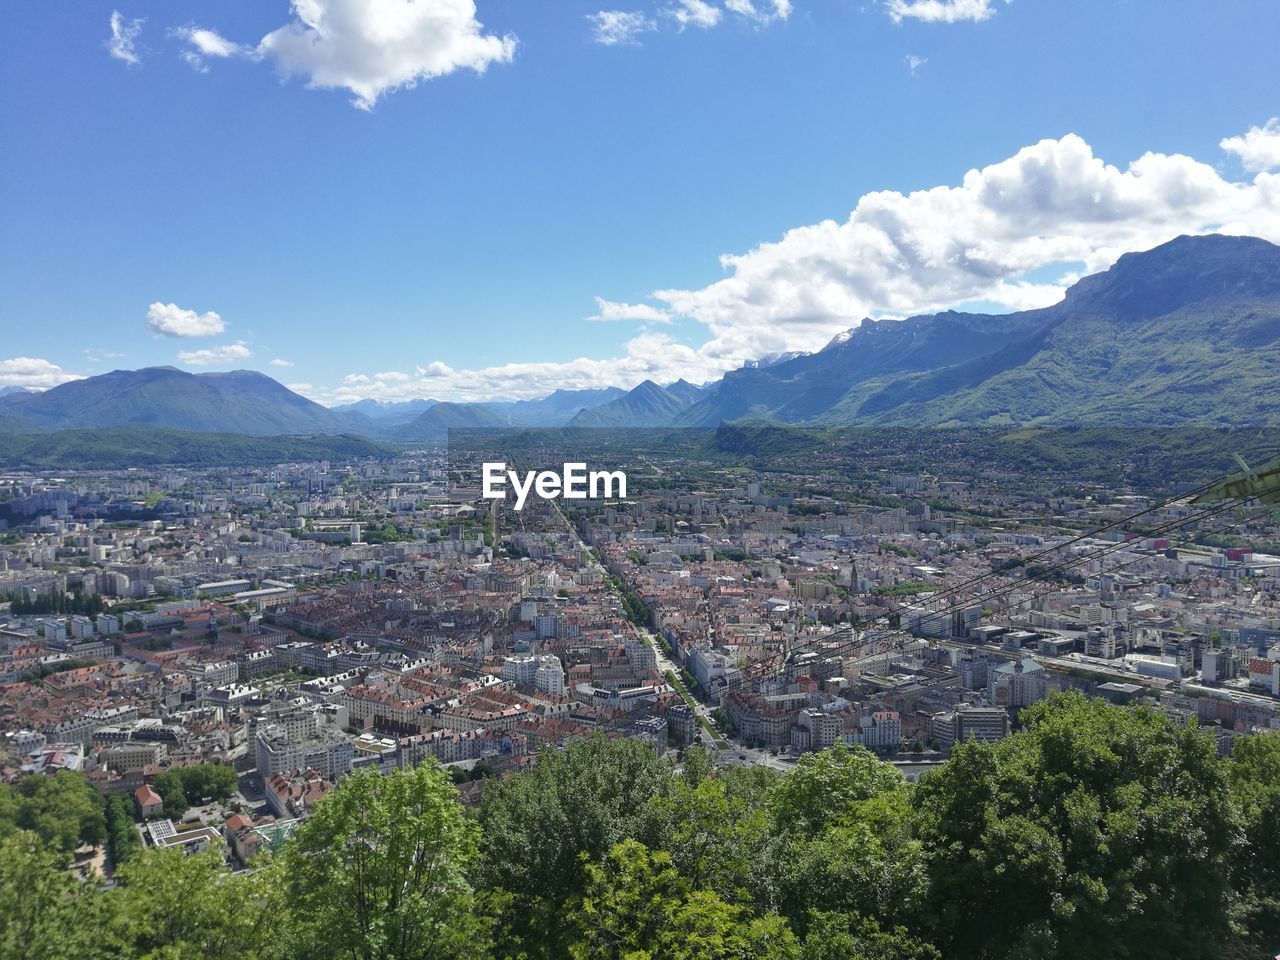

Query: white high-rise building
left=534, top=656, right=565, bottom=695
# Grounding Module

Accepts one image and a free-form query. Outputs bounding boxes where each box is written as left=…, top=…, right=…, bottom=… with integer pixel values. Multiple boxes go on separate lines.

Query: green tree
left=104, top=795, right=142, bottom=866
left=652, top=777, right=769, bottom=901
left=569, top=840, right=797, bottom=960
left=1226, top=732, right=1280, bottom=951
left=149, top=770, right=189, bottom=819
left=8, top=771, right=106, bottom=854
left=0, top=831, right=110, bottom=960
left=678, top=743, right=714, bottom=789
left=176, top=763, right=238, bottom=805
left=913, top=691, right=1236, bottom=960
left=797, top=912, right=939, bottom=960
left=479, top=733, right=673, bottom=956
left=766, top=743, right=905, bottom=839
left=282, top=763, right=490, bottom=960
left=761, top=790, right=925, bottom=937
left=108, top=847, right=282, bottom=959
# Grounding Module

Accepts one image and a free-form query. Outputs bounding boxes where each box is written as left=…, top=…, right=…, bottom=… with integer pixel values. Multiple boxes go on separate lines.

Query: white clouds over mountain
left=1221, top=118, right=1280, bottom=174
left=0, top=358, right=83, bottom=390
left=317, top=331, right=709, bottom=405
left=650, top=133, right=1280, bottom=365
left=177, top=0, right=515, bottom=109
left=324, top=127, right=1280, bottom=404
left=146, top=302, right=226, bottom=338
left=178, top=341, right=252, bottom=366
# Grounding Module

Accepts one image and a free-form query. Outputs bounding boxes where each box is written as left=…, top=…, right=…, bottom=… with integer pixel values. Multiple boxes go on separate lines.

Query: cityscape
left=4, top=2, right=1280, bottom=959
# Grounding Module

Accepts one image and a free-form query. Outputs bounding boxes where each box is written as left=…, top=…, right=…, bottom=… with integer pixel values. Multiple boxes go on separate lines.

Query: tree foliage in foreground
left=914, top=692, right=1237, bottom=960
left=1, top=695, right=1278, bottom=959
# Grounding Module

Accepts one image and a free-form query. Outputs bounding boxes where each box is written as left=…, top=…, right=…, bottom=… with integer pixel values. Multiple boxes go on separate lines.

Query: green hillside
left=0, top=426, right=395, bottom=469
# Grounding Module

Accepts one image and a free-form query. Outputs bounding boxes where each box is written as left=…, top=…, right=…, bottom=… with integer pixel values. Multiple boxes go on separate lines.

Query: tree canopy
left=1, top=693, right=1278, bottom=959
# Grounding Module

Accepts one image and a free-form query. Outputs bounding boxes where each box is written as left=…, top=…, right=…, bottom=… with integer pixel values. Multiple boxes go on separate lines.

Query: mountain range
left=3, top=234, right=1278, bottom=447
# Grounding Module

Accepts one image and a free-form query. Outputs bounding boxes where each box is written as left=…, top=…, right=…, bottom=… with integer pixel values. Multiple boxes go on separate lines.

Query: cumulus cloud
left=668, top=0, right=723, bottom=29
left=905, top=54, right=927, bottom=75
left=315, top=331, right=711, bottom=405
left=177, top=341, right=252, bottom=366
left=724, top=0, right=791, bottom=24
left=270, top=358, right=295, bottom=367
left=886, top=0, right=1010, bottom=24
left=588, top=297, right=672, bottom=323
left=315, top=124, right=1280, bottom=404
left=0, top=358, right=83, bottom=390
left=649, top=132, right=1280, bottom=364
left=176, top=0, right=515, bottom=109
left=146, top=302, right=226, bottom=338
left=589, top=10, right=658, bottom=45
left=1221, top=118, right=1280, bottom=174
left=107, top=11, right=143, bottom=65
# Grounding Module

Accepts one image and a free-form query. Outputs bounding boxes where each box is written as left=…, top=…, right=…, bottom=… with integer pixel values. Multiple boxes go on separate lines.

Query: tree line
left=2, top=692, right=1280, bottom=959
left=2, top=591, right=105, bottom=617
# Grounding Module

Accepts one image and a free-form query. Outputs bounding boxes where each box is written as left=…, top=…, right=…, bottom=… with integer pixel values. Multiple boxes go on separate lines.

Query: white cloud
left=886, top=0, right=1009, bottom=24
left=183, top=27, right=249, bottom=58
left=650, top=132, right=1280, bottom=365
left=174, top=26, right=256, bottom=72
left=589, top=10, right=658, bottom=45
left=311, top=125, right=1280, bottom=405
left=317, top=331, right=712, bottom=405
left=107, top=11, right=143, bottom=65
left=0, top=358, right=83, bottom=390
left=1221, top=118, right=1280, bottom=174
left=177, top=341, right=252, bottom=366
left=905, top=54, right=927, bottom=75
left=668, top=0, right=723, bottom=29
left=179, top=0, right=516, bottom=109
left=415, top=361, right=453, bottom=377
left=146, top=302, right=227, bottom=338
left=83, top=349, right=124, bottom=365
left=588, top=297, right=673, bottom=323
left=270, top=358, right=295, bottom=368
left=725, top=0, right=792, bottom=24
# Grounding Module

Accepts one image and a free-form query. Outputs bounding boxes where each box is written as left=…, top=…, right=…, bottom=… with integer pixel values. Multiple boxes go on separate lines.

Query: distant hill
left=9, top=236, right=1276, bottom=443
left=0, top=367, right=362, bottom=436
left=493, top=387, right=627, bottom=426
left=0, top=368, right=627, bottom=442
left=0, top=427, right=394, bottom=469
left=390, top=387, right=627, bottom=438
left=675, top=309, right=1048, bottom=426
left=398, top=401, right=513, bottom=440
left=332, top=398, right=438, bottom=423
left=567, top=380, right=704, bottom=428
left=674, top=234, right=1280, bottom=428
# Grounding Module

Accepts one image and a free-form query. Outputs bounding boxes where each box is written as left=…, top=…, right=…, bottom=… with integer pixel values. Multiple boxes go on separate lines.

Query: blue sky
left=2, top=0, right=1279, bottom=404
